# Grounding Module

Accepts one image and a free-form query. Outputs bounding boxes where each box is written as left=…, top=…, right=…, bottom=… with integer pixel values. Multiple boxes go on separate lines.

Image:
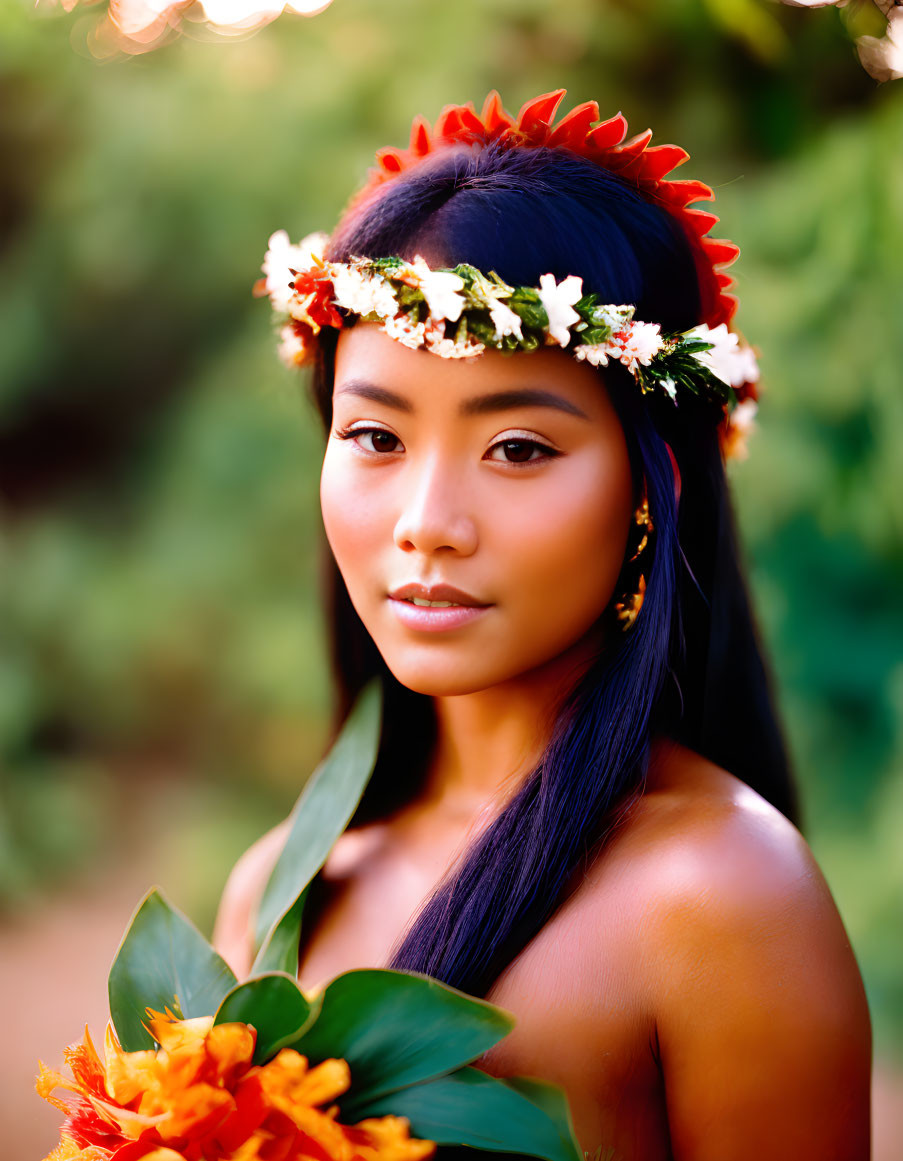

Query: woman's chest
left=295, top=842, right=672, bottom=1161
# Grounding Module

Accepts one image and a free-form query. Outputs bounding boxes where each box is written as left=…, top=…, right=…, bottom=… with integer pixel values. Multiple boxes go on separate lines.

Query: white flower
left=488, top=299, right=523, bottom=341
left=857, top=10, right=903, bottom=83
left=277, top=324, right=309, bottom=368
left=331, top=265, right=398, bottom=319
left=573, top=343, right=612, bottom=367
left=616, top=321, right=664, bottom=373
left=262, top=230, right=327, bottom=314
left=591, top=304, right=635, bottom=333
left=687, top=324, right=759, bottom=388
left=536, top=274, right=584, bottom=347
left=400, top=256, right=467, bottom=322
left=725, top=398, right=759, bottom=461
left=424, top=323, right=485, bottom=359
left=382, top=313, right=427, bottom=350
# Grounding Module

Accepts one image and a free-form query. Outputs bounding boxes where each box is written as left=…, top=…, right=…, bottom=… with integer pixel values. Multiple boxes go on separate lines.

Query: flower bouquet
left=36, top=679, right=583, bottom=1160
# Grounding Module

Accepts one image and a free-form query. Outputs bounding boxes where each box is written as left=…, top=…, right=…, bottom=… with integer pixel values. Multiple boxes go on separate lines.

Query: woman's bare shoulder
left=623, top=741, right=832, bottom=924
left=591, top=741, right=872, bottom=1158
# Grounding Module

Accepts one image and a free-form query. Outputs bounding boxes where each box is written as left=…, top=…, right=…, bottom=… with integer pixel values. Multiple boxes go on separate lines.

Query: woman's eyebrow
left=461, top=388, right=590, bottom=420
left=334, top=381, right=414, bottom=411
left=334, top=379, right=590, bottom=420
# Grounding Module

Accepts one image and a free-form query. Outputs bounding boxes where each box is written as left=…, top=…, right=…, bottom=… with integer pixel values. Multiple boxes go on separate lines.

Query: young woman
left=214, top=92, right=872, bottom=1159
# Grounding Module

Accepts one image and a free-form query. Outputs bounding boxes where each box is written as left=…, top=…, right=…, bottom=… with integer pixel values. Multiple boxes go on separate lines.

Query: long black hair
left=305, top=140, right=800, bottom=999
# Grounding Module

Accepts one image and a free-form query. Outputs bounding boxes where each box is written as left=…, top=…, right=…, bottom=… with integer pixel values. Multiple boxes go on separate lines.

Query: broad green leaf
left=251, top=888, right=309, bottom=976
left=108, top=888, right=237, bottom=1052
left=290, top=968, right=514, bottom=1108
left=254, top=677, right=383, bottom=952
left=214, top=973, right=319, bottom=1063
left=352, top=1065, right=581, bottom=1161
left=500, top=1075, right=582, bottom=1157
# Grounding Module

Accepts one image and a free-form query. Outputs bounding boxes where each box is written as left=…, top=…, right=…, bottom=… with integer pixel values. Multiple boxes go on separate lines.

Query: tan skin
left=214, top=323, right=872, bottom=1159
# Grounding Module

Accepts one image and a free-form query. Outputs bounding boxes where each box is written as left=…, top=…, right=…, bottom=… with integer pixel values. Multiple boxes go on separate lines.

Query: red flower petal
left=351, top=90, right=744, bottom=329
left=681, top=207, right=721, bottom=236
left=636, top=143, right=690, bottom=182
left=480, top=90, right=514, bottom=134
left=375, top=148, right=403, bottom=174
left=606, top=128, right=654, bottom=168
left=658, top=179, right=715, bottom=208
left=515, top=89, right=567, bottom=141
left=587, top=112, right=629, bottom=150
left=702, top=237, right=741, bottom=266
left=547, top=100, right=600, bottom=148
left=409, top=116, right=432, bottom=156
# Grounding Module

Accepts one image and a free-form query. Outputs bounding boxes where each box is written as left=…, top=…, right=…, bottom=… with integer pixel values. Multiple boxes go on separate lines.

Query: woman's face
left=320, top=322, right=634, bottom=698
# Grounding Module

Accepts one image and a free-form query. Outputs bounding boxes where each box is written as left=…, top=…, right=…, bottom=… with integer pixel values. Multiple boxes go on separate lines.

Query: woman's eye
left=337, top=426, right=403, bottom=454
left=486, top=438, right=558, bottom=466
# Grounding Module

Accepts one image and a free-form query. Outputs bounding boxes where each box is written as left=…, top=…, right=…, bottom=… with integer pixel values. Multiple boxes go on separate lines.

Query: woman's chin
left=379, top=655, right=513, bottom=699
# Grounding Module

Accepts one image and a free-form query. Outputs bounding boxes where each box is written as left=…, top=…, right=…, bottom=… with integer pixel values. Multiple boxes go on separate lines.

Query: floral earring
left=614, top=491, right=654, bottom=631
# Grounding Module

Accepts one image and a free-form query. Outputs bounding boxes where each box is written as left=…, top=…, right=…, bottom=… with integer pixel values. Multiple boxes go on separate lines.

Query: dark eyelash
left=331, top=427, right=554, bottom=462
left=491, top=438, right=560, bottom=468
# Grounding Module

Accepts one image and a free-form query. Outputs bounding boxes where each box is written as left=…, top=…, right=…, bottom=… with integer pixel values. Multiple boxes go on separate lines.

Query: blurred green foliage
left=0, top=0, right=901, bottom=1054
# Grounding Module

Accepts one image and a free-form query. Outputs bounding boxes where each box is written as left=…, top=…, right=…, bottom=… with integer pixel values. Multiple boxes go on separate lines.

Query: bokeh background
left=2, top=0, right=901, bottom=1155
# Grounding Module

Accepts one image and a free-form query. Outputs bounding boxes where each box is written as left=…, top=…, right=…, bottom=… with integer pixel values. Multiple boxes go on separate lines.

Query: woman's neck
left=416, top=633, right=604, bottom=823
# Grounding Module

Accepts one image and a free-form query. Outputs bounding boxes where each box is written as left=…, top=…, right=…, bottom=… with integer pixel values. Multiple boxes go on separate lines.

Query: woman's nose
left=392, top=454, right=478, bottom=556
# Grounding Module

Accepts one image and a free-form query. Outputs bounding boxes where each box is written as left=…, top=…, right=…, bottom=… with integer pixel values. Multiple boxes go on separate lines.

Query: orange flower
left=37, top=1010, right=435, bottom=1161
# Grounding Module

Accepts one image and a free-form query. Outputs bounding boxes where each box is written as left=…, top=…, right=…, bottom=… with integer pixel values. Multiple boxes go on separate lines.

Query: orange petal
left=35, top=1061, right=76, bottom=1114
left=86, top=1091, right=165, bottom=1138
left=258, top=1050, right=351, bottom=1110
left=154, top=1083, right=235, bottom=1141
left=144, top=1011, right=213, bottom=1050
left=346, top=1114, right=437, bottom=1159
left=43, top=1136, right=107, bottom=1161
left=103, top=1022, right=158, bottom=1107
left=64, top=1027, right=107, bottom=1100
left=205, top=1021, right=256, bottom=1083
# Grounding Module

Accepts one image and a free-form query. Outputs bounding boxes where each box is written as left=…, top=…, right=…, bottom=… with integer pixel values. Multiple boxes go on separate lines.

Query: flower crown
left=255, top=90, right=761, bottom=460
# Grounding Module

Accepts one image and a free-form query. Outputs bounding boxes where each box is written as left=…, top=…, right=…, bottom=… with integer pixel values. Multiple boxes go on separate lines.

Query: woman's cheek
left=319, top=452, right=377, bottom=584
left=514, top=459, right=629, bottom=600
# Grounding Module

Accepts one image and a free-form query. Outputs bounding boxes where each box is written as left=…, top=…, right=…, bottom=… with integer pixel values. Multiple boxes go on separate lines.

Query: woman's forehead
left=332, top=321, right=613, bottom=418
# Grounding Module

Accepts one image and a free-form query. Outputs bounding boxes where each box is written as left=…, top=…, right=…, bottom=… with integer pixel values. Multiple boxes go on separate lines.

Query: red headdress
left=349, top=88, right=741, bottom=333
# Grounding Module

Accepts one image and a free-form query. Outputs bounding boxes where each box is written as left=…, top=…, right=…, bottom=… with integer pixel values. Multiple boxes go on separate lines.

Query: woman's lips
left=386, top=580, right=493, bottom=632
left=387, top=597, right=492, bottom=633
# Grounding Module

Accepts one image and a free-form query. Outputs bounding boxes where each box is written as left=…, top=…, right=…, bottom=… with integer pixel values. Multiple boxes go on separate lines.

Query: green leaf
left=253, top=677, right=383, bottom=954
left=502, top=1075, right=582, bottom=1157
left=108, top=888, right=237, bottom=1051
left=252, top=888, right=309, bottom=976
left=354, top=1066, right=581, bottom=1161
left=290, top=968, right=514, bottom=1109
left=214, top=973, right=319, bottom=1064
